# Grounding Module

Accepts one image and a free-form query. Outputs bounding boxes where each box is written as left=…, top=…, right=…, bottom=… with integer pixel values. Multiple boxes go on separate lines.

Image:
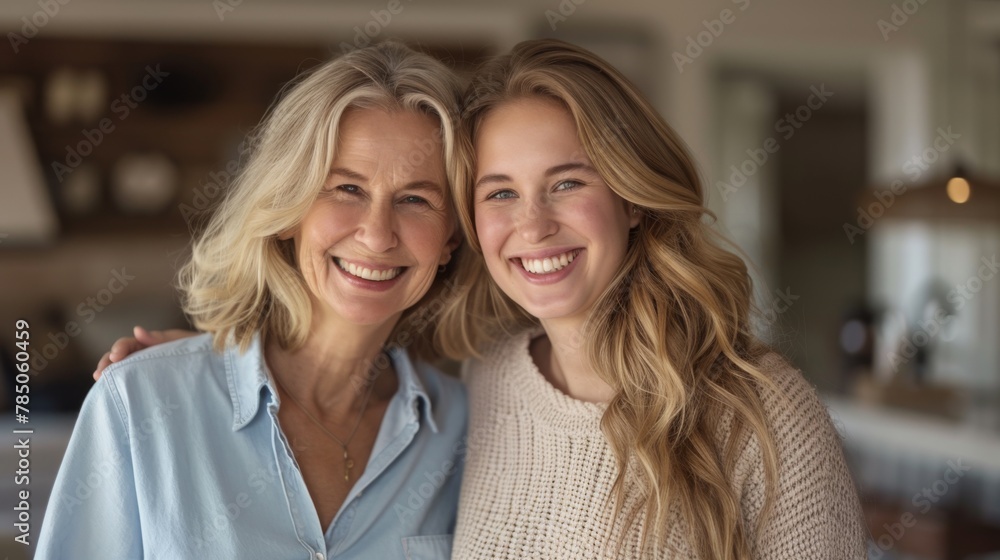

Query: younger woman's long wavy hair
left=437, top=39, right=781, bottom=558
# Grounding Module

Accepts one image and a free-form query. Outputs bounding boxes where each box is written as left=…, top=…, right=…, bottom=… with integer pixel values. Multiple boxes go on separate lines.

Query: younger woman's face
left=473, top=97, right=639, bottom=325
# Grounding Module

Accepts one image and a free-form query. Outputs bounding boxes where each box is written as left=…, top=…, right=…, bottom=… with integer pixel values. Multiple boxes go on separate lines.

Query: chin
left=327, top=300, right=400, bottom=327
left=514, top=299, right=584, bottom=322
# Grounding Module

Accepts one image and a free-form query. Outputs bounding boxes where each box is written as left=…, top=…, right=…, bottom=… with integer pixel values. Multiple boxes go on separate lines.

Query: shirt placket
left=267, top=401, right=328, bottom=559
left=325, top=408, right=422, bottom=557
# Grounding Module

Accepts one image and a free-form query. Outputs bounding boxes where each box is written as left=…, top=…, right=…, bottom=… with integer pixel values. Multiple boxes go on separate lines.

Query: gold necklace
left=272, top=354, right=386, bottom=482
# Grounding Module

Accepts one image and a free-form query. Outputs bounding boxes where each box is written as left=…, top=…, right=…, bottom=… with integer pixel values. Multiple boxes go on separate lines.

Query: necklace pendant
left=344, top=450, right=354, bottom=482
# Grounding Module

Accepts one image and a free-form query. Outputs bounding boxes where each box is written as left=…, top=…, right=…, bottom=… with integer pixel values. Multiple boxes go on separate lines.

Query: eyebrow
left=328, top=167, right=443, bottom=193
left=474, top=162, right=597, bottom=190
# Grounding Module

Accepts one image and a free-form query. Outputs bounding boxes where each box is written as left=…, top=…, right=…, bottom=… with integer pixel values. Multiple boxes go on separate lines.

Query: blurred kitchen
left=1, top=0, right=998, bottom=558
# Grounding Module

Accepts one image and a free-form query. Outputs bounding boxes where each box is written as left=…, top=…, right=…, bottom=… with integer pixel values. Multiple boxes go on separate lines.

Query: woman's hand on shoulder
left=93, top=326, right=198, bottom=380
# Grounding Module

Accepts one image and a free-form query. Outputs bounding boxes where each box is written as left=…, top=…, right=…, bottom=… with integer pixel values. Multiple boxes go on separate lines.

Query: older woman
left=37, top=42, right=466, bottom=560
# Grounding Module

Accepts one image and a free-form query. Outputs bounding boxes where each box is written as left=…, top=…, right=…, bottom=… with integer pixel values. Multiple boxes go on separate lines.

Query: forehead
left=334, top=107, right=446, bottom=175
left=474, top=98, right=588, bottom=172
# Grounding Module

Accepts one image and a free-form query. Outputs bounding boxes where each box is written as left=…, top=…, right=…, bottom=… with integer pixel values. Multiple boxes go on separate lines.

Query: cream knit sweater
left=451, top=330, right=869, bottom=559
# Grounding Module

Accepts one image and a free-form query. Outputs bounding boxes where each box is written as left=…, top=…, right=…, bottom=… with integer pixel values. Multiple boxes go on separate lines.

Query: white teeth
left=519, top=250, right=577, bottom=275
left=336, top=258, right=402, bottom=282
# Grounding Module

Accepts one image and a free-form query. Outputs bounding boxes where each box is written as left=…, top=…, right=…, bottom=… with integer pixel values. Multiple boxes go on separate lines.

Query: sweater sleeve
left=739, top=355, right=870, bottom=560
left=35, top=375, right=143, bottom=559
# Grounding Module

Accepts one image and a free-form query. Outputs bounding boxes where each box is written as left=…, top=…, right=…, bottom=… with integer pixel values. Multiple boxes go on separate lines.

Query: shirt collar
left=225, top=333, right=438, bottom=433
left=385, top=345, right=439, bottom=433
left=225, top=333, right=271, bottom=431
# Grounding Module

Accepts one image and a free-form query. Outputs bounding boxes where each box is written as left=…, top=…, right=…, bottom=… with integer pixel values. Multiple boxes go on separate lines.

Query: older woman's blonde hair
left=178, top=42, right=464, bottom=360
left=436, top=39, right=782, bottom=558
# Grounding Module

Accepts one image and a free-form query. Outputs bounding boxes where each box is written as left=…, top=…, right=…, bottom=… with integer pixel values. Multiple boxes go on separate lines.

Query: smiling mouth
left=515, top=249, right=581, bottom=275
left=334, top=258, right=404, bottom=282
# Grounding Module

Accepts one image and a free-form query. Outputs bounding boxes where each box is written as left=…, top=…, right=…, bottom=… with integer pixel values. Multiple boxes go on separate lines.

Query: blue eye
left=401, top=195, right=428, bottom=205
left=338, top=184, right=360, bottom=194
left=487, top=190, right=517, bottom=200
left=555, top=180, right=582, bottom=191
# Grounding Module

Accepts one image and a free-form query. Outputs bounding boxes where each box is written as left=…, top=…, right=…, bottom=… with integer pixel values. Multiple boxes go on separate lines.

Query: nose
left=356, top=202, right=398, bottom=253
left=515, top=198, right=558, bottom=243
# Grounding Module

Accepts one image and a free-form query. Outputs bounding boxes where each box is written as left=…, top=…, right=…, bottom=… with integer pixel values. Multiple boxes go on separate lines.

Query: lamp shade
left=0, top=88, right=58, bottom=244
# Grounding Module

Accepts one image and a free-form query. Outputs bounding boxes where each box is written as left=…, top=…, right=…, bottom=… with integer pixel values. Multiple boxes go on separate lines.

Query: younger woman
left=437, top=39, right=868, bottom=559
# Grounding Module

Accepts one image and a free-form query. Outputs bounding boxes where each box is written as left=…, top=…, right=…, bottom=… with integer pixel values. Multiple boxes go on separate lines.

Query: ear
left=628, top=204, right=641, bottom=229
left=439, top=224, right=464, bottom=265
left=277, top=225, right=298, bottom=241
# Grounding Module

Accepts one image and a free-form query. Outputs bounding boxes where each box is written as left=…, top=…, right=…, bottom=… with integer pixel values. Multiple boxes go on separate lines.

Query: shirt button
left=314, top=553, right=325, bottom=560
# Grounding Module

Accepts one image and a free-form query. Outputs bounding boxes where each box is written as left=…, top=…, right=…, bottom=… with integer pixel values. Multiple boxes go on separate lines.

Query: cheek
left=304, top=207, right=354, bottom=248
left=403, top=213, right=452, bottom=260
left=567, top=196, right=632, bottom=251
left=473, top=207, right=510, bottom=261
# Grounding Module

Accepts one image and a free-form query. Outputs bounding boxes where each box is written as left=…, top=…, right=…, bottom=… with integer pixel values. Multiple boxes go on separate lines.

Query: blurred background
left=1, top=0, right=998, bottom=558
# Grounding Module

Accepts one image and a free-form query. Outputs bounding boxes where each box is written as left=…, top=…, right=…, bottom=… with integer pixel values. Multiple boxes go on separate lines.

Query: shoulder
left=754, top=352, right=843, bottom=447
left=99, top=333, right=227, bottom=411
left=728, top=351, right=846, bottom=473
left=723, top=351, right=850, bottom=501
left=461, top=329, right=532, bottom=383
left=102, top=333, right=219, bottom=378
left=736, top=353, right=867, bottom=555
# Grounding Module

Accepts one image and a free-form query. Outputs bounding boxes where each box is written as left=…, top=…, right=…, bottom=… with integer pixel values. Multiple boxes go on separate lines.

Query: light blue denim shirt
left=36, top=333, right=466, bottom=559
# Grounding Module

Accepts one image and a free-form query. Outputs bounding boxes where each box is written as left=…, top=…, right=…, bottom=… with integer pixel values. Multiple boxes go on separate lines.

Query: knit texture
left=452, top=330, right=869, bottom=559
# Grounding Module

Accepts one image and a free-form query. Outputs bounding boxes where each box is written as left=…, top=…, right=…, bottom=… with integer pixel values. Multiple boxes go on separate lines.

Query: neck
left=537, top=315, right=615, bottom=404
left=265, top=311, right=399, bottom=416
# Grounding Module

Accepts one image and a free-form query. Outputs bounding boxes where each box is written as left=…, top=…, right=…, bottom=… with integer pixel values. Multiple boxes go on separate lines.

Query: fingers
left=92, top=326, right=198, bottom=382
left=93, top=352, right=113, bottom=381
left=133, top=325, right=155, bottom=345
left=136, top=327, right=197, bottom=345
left=109, top=337, right=144, bottom=362
left=134, top=326, right=179, bottom=345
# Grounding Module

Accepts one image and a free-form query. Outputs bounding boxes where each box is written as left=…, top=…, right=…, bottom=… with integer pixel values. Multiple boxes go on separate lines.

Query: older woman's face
left=293, top=107, right=457, bottom=328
